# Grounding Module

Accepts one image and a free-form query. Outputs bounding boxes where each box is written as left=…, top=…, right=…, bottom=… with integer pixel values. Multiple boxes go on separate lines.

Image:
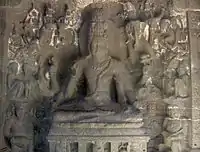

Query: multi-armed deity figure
left=52, top=0, right=169, bottom=113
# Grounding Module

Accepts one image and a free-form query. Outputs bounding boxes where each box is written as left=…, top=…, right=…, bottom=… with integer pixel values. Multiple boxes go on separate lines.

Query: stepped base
left=48, top=121, right=150, bottom=152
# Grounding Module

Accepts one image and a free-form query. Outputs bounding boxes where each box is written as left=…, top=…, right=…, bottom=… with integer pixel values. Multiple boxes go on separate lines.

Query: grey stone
left=175, top=78, right=188, bottom=98
left=1, top=0, right=200, bottom=152
left=0, top=0, right=21, bottom=6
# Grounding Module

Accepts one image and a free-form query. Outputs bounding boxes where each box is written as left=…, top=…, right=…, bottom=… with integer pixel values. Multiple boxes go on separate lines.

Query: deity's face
left=145, top=0, right=155, bottom=11
left=49, top=56, right=56, bottom=65
left=26, top=9, right=40, bottom=26
left=170, top=18, right=179, bottom=30
left=167, top=105, right=183, bottom=118
left=145, top=0, right=162, bottom=16
left=160, top=19, right=170, bottom=33
left=8, top=62, right=19, bottom=75
left=16, top=106, right=25, bottom=119
left=23, top=62, right=37, bottom=77
left=6, top=104, right=15, bottom=118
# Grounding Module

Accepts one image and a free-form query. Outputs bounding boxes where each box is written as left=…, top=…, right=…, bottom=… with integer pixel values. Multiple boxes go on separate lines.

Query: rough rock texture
left=1, top=0, right=200, bottom=152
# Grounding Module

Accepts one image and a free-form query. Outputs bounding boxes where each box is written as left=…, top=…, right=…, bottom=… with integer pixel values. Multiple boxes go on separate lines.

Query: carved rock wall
left=1, top=0, right=200, bottom=152
left=0, top=7, right=7, bottom=150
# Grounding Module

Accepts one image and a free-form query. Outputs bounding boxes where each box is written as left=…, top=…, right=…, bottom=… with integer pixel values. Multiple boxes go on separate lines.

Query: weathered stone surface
left=173, top=0, right=188, bottom=9
left=0, top=8, right=7, bottom=151
left=48, top=122, right=150, bottom=152
left=1, top=0, right=200, bottom=152
left=188, top=11, right=200, bottom=149
left=188, top=0, right=200, bottom=10
left=175, top=78, right=188, bottom=97
left=0, top=0, right=21, bottom=6
left=0, top=9, right=6, bottom=97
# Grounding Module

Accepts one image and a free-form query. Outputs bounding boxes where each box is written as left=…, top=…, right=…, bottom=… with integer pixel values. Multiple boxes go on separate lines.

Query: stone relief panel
left=188, top=11, right=200, bottom=150
left=0, top=0, right=196, bottom=152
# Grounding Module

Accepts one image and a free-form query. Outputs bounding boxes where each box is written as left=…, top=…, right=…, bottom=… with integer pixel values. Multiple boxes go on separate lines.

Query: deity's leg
left=114, top=76, right=127, bottom=107
left=113, top=61, right=137, bottom=105
left=50, top=73, right=60, bottom=95
left=171, top=141, right=181, bottom=152
left=11, top=146, right=21, bottom=152
left=86, top=67, right=121, bottom=112
left=11, top=139, right=27, bottom=152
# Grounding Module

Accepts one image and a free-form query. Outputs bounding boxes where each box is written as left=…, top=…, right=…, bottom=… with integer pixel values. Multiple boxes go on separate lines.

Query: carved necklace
left=88, top=56, right=112, bottom=96
left=91, top=56, right=111, bottom=71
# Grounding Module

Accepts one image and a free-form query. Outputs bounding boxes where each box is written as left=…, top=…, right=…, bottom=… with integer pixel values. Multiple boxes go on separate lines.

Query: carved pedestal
left=47, top=122, right=150, bottom=152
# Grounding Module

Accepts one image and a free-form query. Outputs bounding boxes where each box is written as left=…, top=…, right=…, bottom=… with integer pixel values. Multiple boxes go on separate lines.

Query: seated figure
left=52, top=0, right=165, bottom=121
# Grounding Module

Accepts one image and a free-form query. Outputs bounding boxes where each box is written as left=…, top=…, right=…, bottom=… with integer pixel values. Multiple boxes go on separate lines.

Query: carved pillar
left=187, top=1, right=200, bottom=151
left=93, top=141, right=104, bottom=152
left=0, top=7, right=7, bottom=150
left=110, top=142, right=118, bottom=152
left=188, top=10, right=200, bottom=151
left=78, top=142, right=87, bottom=152
left=55, top=142, right=68, bottom=152
left=0, top=9, right=5, bottom=97
left=49, top=141, right=56, bottom=152
left=131, top=141, right=148, bottom=152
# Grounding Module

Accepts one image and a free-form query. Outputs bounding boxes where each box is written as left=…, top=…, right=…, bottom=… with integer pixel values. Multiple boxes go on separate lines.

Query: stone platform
left=52, top=110, right=144, bottom=124
left=48, top=121, right=150, bottom=152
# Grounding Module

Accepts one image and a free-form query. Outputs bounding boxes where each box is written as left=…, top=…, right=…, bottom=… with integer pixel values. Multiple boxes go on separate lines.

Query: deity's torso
left=164, top=118, right=183, bottom=134
left=12, top=116, right=34, bottom=139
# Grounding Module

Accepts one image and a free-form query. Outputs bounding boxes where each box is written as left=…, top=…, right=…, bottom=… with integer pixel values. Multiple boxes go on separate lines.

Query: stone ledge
left=53, top=111, right=144, bottom=123
left=48, top=127, right=147, bottom=136
left=47, top=135, right=150, bottom=142
left=51, top=122, right=144, bottom=129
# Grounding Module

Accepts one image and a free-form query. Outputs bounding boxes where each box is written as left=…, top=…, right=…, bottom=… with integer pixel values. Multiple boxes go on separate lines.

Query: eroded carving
left=53, top=0, right=163, bottom=114
left=3, top=0, right=192, bottom=152
left=6, top=61, right=25, bottom=99
left=3, top=102, right=35, bottom=152
left=159, top=100, right=190, bottom=152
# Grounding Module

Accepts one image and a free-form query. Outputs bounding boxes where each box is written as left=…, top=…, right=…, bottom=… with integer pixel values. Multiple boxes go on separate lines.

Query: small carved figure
left=159, top=17, right=179, bottom=50
left=22, top=62, right=39, bottom=99
left=7, top=61, right=25, bottom=99
left=47, top=55, right=60, bottom=94
left=3, top=103, right=35, bottom=152
left=38, top=54, right=60, bottom=97
left=8, top=23, right=26, bottom=61
left=54, top=2, right=68, bottom=22
left=56, top=25, right=75, bottom=49
left=39, top=23, right=58, bottom=49
left=160, top=104, right=190, bottom=152
left=43, top=2, right=57, bottom=26
left=23, top=7, right=42, bottom=44
left=64, top=6, right=81, bottom=46
left=159, top=17, right=187, bottom=97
